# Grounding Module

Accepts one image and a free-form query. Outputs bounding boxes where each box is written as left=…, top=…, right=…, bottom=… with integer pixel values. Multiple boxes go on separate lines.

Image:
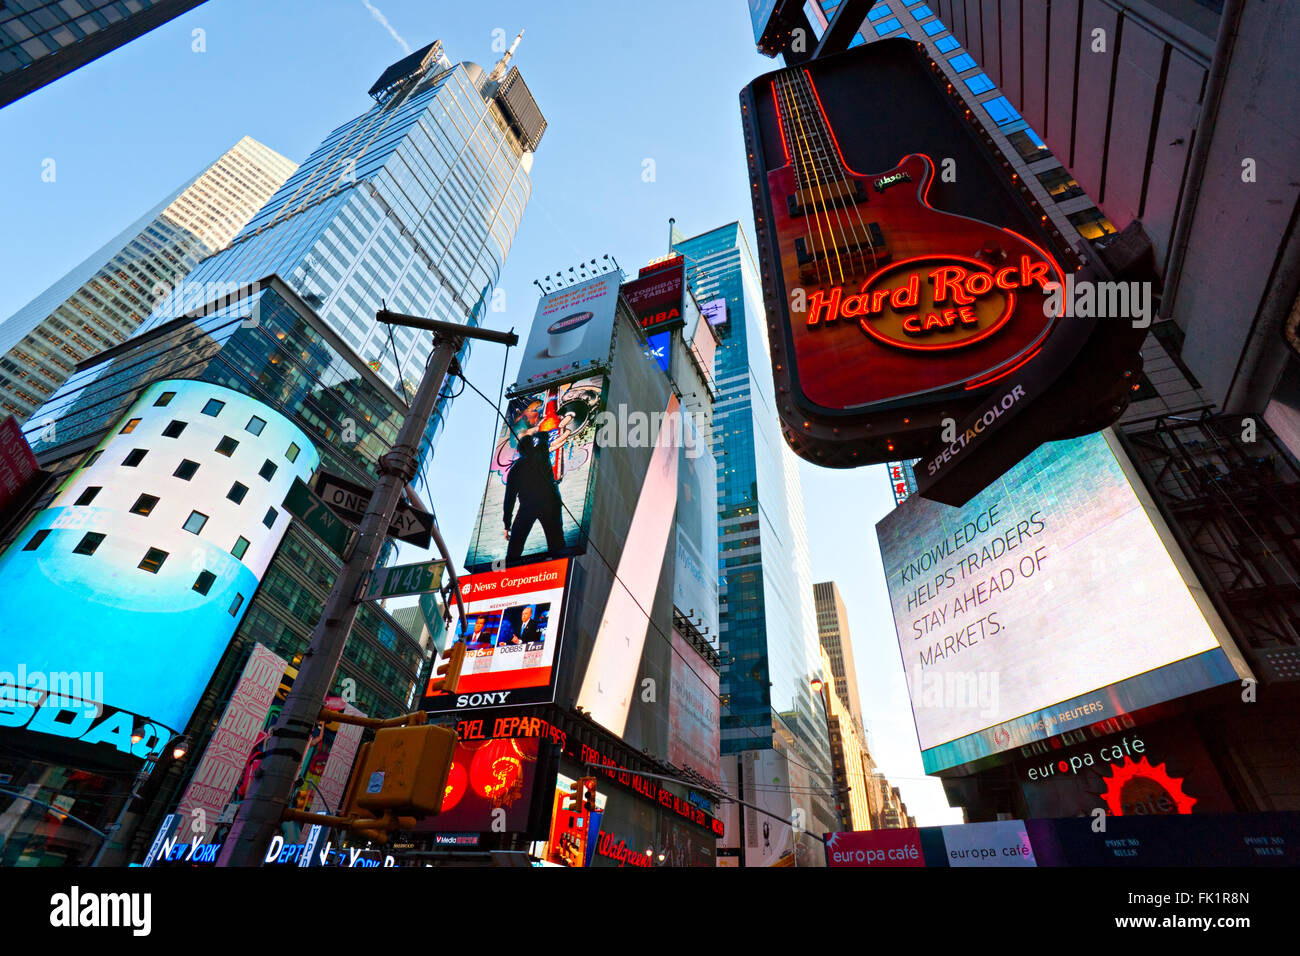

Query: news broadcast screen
left=876, top=429, right=1246, bottom=773
left=423, top=559, right=569, bottom=713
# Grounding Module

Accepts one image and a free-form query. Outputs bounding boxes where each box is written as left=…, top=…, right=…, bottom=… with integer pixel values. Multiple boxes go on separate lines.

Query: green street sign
left=283, top=476, right=352, bottom=557
left=365, top=559, right=445, bottom=600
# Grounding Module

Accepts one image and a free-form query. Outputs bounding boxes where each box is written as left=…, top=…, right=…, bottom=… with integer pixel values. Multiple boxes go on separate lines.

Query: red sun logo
left=1100, top=756, right=1198, bottom=816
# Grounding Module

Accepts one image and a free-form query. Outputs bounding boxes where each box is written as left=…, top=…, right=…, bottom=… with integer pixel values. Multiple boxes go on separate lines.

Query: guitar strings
left=775, top=73, right=833, bottom=286
left=797, top=69, right=879, bottom=275
left=771, top=79, right=822, bottom=286
left=779, top=70, right=847, bottom=285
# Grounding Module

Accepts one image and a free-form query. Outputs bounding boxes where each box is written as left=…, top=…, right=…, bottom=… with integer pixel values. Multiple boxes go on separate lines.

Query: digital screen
left=667, top=630, right=720, bottom=783
left=622, top=264, right=685, bottom=333
left=0, top=379, right=319, bottom=736
left=674, top=412, right=718, bottom=640
left=515, top=272, right=621, bottom=390
left=464, top=376, right=603, bottom=572
left=876, top=430, right=1243, bottom=773
left=423, top=559, right=569, bottom=713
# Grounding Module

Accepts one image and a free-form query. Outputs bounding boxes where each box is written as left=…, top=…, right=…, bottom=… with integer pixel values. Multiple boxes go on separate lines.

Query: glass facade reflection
left=673, top=224, right=834, bottom=834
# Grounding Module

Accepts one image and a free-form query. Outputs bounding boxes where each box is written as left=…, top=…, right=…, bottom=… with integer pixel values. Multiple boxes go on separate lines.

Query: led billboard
left=674, top=412, right=719, bottom=640
left=415, top=736, right=541, bottom=836
left=668, top=630, right=721, bottom=782
left=0, top=379, right=319, bottom=737
left=740, top=40, right=1142, bottom=472
left=423, top=559, right=569, bottom=713
left=515, top=271, right=621, bottom=390
left=876, top=429, right=1246, bottom=773
left=621, top=258, right=686, bottom=334
left=464, top=375, right=603, bottom=572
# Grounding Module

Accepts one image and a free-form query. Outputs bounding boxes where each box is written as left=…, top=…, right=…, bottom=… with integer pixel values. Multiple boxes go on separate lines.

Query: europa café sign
left=739, top=39, right=1136, bottom=478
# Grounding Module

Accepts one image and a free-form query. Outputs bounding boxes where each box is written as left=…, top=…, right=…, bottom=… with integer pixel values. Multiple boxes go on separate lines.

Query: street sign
left=365, top=559, right=445, bottom=600
left=283, top=477, right=352, bottom=557
left=314, top=471, right=434, bottom=549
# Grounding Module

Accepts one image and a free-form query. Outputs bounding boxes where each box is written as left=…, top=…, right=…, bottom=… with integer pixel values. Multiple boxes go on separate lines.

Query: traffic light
left=565, top=777, right=584, bottom=813
left=582, top=777, right=598, bottom=812
left=427, top=641, right=466, bottom=695
left=340, top=724, right=458, bottom=842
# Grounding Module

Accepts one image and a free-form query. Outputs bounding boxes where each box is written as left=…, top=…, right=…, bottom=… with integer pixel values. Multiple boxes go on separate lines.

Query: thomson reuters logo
left=805, top=254, right=1060, bottom=351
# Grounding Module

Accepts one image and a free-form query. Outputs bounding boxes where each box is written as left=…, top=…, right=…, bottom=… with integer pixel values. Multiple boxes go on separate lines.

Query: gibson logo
left=873, top=171, right=911, bottom=192
left=805, top=254, right=1057, bottom=350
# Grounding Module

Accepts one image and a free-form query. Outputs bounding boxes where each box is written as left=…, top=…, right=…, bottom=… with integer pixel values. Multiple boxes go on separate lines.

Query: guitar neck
left=773, top=69, right=848, bottom=188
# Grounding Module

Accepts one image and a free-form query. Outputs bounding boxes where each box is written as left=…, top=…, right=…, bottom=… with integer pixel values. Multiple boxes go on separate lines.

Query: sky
left=0, top=0, right=961, bottom=825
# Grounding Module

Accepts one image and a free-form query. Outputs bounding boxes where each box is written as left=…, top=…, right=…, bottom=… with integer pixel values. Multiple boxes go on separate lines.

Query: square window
left=129, top=494, right=159, bottom=516
left=23, top=529, right=50, bottom=551
left=949, top=52, right=976, bottom=72
left=246, top=415, right=266, bottom=436
left=122, top=448, right=147, bottom=467
left=935, top=34, right=959, bottom=52
left=193, top=570, right=216, bottom=595
left=84, top=450, right=103, bottom=468
left=138, top=547, right=168, bottom=573
left=966, top=73, right=995, bottom=94
left=174, top=459, right=200, bottom=480
left=922, top=18, right=945, bottom=35
left=75, top=486, right=101, bottom=506
left=182, top=510, right=209, bottom=535
left=120, top=417, right=141, bottom=434
left=162, top=419, right=187, bottom=438
left=259, top=459, right=278, bottom=481
left=202, top=399, right=225, bottom=417
left=74, top=532, right=106, bottom=556
left=286, top=442, right=300, bottom=463
left=216, top=436, right=239, bottom=457
left=232, top=536, right=250, bottom=560
left=227, top=481, right=249, bottom=504
left=154, top=391, right=176, bottom=407
left=229, top=593, right=245, bottom=616
left=263, top=507, right=278, bottom=529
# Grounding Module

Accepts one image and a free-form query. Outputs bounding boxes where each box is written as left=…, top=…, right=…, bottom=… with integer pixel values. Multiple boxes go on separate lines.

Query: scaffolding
left=1118, top=409, right=1300, bottom=683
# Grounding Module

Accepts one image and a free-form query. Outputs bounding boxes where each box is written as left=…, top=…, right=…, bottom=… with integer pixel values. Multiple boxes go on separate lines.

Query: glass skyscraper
left=673, top=223, right=834, bottom=835
left=0, top=136, right=295, bottom=423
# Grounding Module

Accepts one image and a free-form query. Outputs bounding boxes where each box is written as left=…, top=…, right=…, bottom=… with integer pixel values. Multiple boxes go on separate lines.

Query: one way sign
left=313, top=471, right=433, bottom=549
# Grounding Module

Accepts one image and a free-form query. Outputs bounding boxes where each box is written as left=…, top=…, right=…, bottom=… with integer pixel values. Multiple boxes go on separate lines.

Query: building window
left=259, top=459, right=277, bottom=481
left=922, top=18, right=946, bottom=35
left=74, top=532, right=106, bottom=556
left=227, top=481, right=249, bottom=504
left=120, top=417, right=141, bottom=434
left=122, top=448, right=148, bottom=467
left=965, top=73, right=995, bottom=94
left=232, top=536, right=250, bottom=560
left=193, top=570, right=217, bottom=595
left=1036, top=165, right=1085, bottom=200
left=202, top=399, right=225, bottom=417
left=74, top=486, right=102, bottom=506
left=138, top=548, right=168, bottom=573
left=912, top=3, right=935, bottom=17
left=246, top=415, right=266, bottom=436
left=982, top=96, right=1021, bottom=126
left=162, top=419, right=187, bottom=438
left=174, top=459, right=200, bottom=480
left=154, top=391, right=176, bottom=407
left=949, top=52, right=977, bottom=73
left=216, top=436, right=239, bottom=457
left=182, top=510, right=209, bottom=535
left=229, top=593, right=245, bottom=616
left=83, top=450, right=103, bottom=468
left=263, top=507, right=278, bottom=529
left=874, top=17, right=902, bottom=35
left=23, top=529, right=50, bottom=551
left=129, top=494, right=160, bottom=517
left=1067, top=206, right=1117, bottom=240
left=286, top=442, right=300, bottom=463
left=868, top=4, right=892, bottom=21
left=935, top=34, right=959, bottom=53
left=1005, top=128, right=1050, bottom=161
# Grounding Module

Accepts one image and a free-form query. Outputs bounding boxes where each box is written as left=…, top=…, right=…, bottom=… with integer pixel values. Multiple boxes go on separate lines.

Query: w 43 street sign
left=364, top=560, right=445, bottom=600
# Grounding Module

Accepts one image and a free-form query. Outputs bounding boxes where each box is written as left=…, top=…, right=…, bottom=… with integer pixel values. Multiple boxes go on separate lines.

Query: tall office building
left=673, top=223, right=835, bottom=846
left=813, top=580, right=865, bottom=737
left=0, top=0, right=206, bottom=108
left=0, top=39, right=544, bottom=865
left=0, top=136, right=296, bottom=423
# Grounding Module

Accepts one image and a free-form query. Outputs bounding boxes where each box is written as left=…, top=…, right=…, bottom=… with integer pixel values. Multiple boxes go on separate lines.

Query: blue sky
left=0, top=0, right=959, bottom=825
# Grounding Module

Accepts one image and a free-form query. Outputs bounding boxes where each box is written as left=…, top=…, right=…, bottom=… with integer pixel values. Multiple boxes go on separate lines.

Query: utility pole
left=217, top=312, right=515, bottom=867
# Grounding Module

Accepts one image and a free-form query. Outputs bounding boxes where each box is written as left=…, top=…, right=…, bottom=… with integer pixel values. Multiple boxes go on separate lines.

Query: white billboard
left=876, top=430, right=1247, bottom=773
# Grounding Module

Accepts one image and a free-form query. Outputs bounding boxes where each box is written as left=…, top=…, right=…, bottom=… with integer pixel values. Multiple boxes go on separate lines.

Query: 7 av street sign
left=283, top=477, right=352, bottom=557
left=313, top=471, right=433, bottom=549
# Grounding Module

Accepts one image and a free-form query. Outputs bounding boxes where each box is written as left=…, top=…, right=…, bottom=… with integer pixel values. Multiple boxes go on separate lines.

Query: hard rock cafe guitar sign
left=741, top=41, right=1144, bottom=497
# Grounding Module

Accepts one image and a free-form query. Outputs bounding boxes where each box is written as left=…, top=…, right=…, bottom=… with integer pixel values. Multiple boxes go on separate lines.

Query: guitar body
left=766, top=151, right=1064, bottom=412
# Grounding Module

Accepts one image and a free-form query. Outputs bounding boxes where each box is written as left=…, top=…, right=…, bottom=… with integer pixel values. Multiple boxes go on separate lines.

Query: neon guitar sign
left=764, top=66, right=1065, bottom=412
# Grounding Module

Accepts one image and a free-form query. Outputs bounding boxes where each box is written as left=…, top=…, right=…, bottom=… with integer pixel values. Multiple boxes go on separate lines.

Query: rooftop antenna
left=487, top=29, right=524, bottom=85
